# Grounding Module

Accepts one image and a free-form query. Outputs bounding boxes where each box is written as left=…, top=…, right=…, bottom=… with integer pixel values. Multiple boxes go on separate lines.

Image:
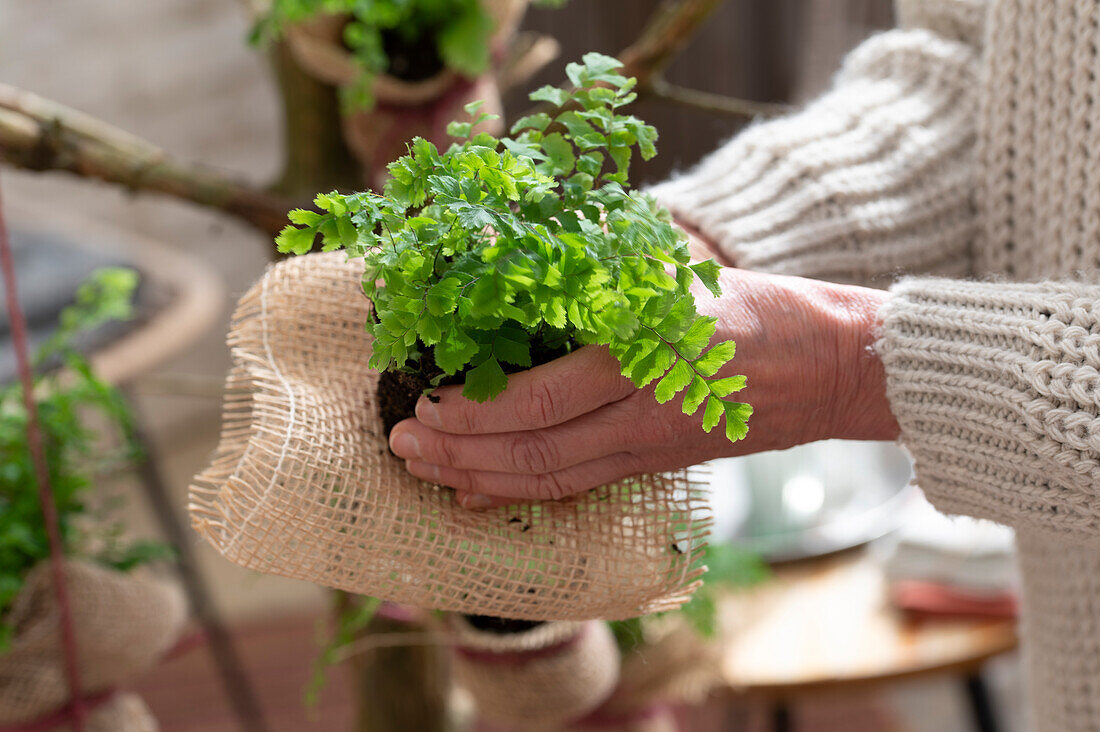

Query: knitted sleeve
left=878, top=279, right=1100, bottom=537
left=649, top=1, right=984, bottom=287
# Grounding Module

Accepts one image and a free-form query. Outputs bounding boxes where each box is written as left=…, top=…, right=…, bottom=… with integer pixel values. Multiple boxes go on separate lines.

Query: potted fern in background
left=0, top=269, right=184, bottom=731
left=252, top=0, right=567, bottom=187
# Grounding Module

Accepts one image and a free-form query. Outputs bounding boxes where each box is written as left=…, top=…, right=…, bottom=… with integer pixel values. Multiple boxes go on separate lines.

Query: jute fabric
left=449, top=618, right=620, bottom=730
left=0, top=561, right=185, bottom=728
left=190, top=253, right=711, bottom=621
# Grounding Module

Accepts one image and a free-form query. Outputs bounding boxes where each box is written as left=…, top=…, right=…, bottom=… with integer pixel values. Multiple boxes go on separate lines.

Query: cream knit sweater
left=652, top=0, right=1100, bottom=729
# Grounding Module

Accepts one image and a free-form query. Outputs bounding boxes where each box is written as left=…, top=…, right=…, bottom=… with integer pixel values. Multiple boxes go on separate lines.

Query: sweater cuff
left=877, top=278, right=1100, bottom=536
left=650, top=28, right=978, bottom=287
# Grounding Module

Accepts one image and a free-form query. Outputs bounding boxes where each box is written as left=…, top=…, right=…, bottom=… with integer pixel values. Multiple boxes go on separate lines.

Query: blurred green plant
left=304, top=594, right=382, bottom=707
left=0, top=268, right=172, bottom=652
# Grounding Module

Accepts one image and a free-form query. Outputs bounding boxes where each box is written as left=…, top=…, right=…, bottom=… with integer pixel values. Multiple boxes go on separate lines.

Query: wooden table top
left=715, top=548, right=1018, bottom=697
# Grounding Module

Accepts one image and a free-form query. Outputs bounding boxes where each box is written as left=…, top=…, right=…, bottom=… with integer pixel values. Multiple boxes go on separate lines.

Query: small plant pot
left=342, top=73, right=504, bottom=189
left=282, top=4, right=521, bottom=186
left=449, top=615, right=621, bottom=730
left=573, top=702, right=679, bottom=732
left=582, top=620, right=721, bottom=732
left=191, top=251, right=709, bottom=622
left=0, top=560, right=186, bottom=731
left=284, top=0, right=527, bottom=88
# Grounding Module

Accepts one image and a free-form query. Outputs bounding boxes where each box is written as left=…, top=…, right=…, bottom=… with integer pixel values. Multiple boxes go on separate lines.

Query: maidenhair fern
left=277, top=53, right=751, bottom=442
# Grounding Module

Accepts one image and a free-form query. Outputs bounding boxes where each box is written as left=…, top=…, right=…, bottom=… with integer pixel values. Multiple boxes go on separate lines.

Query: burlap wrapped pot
left=0, top=560, right=187, bottom=730
left=340, top=74, right=504, bottom=189
left=449, top=616, right=620, bottom=730
left=189, top=253, right=711, bottom=621
left=282, top=2, right=522, bottom=185
left=578, top=620, right=722, bottom=731
left=283, top=0, right=527, bottom=89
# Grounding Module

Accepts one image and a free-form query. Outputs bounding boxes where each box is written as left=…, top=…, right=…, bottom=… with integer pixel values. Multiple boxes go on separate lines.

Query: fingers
left=389, top=393, right=653, bottom=475
left=403, top=451, right=651, bottom=501
left=414, top=345, right=634, bottom=435
left=390, top=383, right=693, bottom=475
left=453, top=491, right=515, bottom=510
left=447, top=434, right=723, bottom=508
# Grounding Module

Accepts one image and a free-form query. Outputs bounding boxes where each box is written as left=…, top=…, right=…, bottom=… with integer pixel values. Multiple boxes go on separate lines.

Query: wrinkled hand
left=388, top=266, right=898, bottom=509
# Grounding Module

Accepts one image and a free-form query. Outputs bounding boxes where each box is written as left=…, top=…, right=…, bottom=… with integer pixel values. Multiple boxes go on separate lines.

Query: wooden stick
left=496, top=32, right=562, bottom=93
left=0, top=175, right=85, bottom=730
left=618, top=0, right=725, bottom=88
left=124, top=394, right=271, bottom=732
left=517, top=0, right=731, bottom=120
left=648, top=77, right=791, bottom=119
left=338, top=595, right=453, bottom=732
left=0, top=2, right=744, bottom=234
left=0, top=84, right=296, bottom=236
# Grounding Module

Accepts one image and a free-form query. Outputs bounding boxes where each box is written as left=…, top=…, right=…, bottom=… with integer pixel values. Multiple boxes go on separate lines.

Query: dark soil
left=378, top=340, right=574, bottom=442
left=378, top=353, right=448, bottom=440
left=381, top=28, right=445, bottom=82
left=464, top=614, right=543, bottom=635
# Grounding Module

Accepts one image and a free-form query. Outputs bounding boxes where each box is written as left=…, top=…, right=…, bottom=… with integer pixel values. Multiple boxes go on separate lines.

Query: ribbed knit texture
left=975, top=0, right=1100, bottom=280
left=878, top=278, right=1100, bottom=535
left=649, top=21, right=980, bottom=286
left=652, top=1, right=1100, bottom=729
left=895, top=0, right=987, bottom=47
left=1016, top=529, right=1100, bottom=729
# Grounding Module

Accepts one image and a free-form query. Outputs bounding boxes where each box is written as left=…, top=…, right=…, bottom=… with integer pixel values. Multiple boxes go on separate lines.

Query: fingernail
left=416, top=397, right=442, bottom=428
left=406, top=460, right=440, bottom=483
left=389, top=431, right=421, bottom=459
left=461, top=494, right=494, bottom=510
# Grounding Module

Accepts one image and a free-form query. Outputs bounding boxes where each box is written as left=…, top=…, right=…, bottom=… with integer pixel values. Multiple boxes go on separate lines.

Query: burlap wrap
left=0, top=560, right=187, bottom=729
left=565, top=619, right=721, bottom=731
left=189, top=253, right=710, bottom=620
left=449, top=617, right=620, bottom=730
left=601, top=623, right=722, bottom=716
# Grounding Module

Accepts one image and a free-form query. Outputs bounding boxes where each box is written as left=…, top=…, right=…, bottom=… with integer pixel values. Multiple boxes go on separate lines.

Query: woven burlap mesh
left=190, top=253, right=710, bottom=621
left=0, top=560, right=186, bottom=726
left=450, top=618, right=620, bottom=730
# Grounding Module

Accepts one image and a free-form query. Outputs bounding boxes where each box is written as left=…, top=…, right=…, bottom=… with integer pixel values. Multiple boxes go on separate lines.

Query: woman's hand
left=388, top=266, right=899, bottom=509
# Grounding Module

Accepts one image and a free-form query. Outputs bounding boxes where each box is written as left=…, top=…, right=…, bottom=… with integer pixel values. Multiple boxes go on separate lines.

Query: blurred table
left=715, top=549, right=1018, bottom=732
